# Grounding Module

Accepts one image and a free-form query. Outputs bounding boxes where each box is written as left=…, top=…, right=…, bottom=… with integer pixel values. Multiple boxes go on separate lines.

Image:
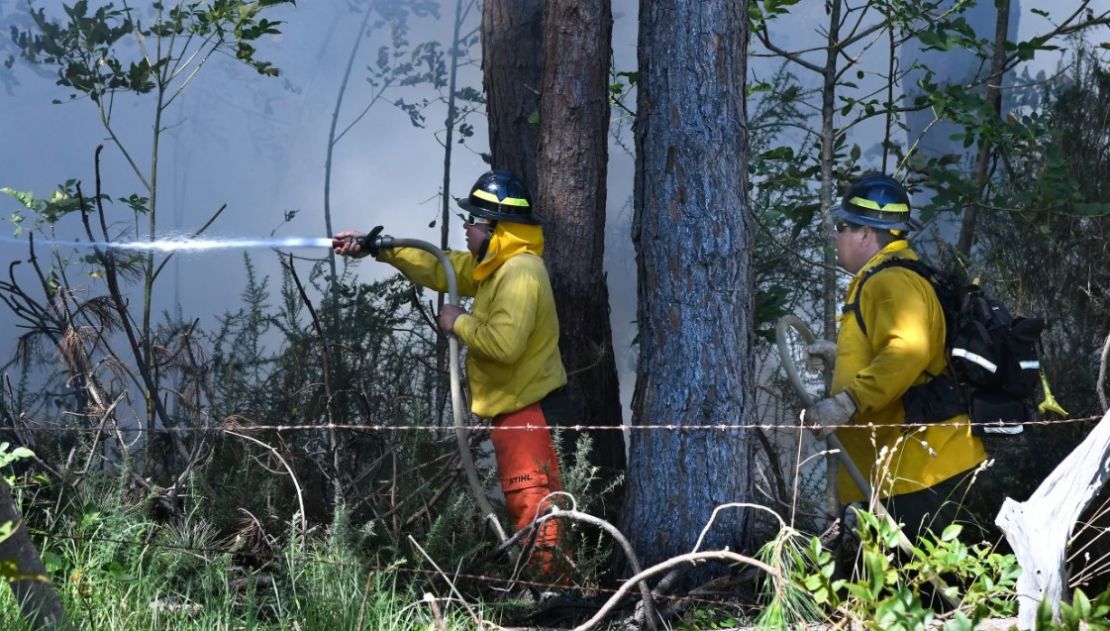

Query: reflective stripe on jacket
left=832, top=241, right=986, bottom=503
left=379, top=247, right=567, bottom=418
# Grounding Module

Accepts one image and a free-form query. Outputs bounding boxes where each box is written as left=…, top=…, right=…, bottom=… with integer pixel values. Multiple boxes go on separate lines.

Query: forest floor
left=500, top=620, right=1021, bottom=630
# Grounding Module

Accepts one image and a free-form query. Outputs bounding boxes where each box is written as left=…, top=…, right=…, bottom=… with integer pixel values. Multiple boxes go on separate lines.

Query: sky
left=0, top=0, right=1104, bottom=419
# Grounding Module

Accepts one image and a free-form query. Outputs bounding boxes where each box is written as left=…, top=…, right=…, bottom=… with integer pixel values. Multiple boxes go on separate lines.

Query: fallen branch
left=460, top=491, right=656, bottom=629
left=423, top=593, right=448, bottom=631
left=571, top=550, right=778, bottom=631
left=408, top=535, right=482, bottom=627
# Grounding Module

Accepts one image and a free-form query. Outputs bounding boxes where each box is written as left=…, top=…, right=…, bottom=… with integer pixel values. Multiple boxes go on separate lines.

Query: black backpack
left=846, top=258, right=1044, bottom=435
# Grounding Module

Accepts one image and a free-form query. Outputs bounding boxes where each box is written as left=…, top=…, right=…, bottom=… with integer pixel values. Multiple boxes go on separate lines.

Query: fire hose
left=775, top=315, right=874, bottom=499
left=361, top=233, right=508, bottom=544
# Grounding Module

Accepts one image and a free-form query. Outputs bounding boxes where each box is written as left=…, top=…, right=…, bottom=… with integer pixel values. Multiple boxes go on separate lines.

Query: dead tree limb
left=223, top=428, right=307, bottom=544
left=996, top=407, right=1110, bottom=628
left=407, top=535, right=482, bottom=627
left=283, top=255, right=343, bottom=505
left=572, top=550, right=778, bottom=631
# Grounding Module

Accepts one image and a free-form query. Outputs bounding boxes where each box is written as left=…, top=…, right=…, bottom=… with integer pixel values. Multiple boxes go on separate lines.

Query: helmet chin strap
left=475, top=223, right=495, bottom=261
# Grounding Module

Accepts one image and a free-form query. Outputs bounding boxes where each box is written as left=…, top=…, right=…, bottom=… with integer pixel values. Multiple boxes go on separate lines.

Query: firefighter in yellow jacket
left=803, top=173, right=987, bottom=541
left=333, top=170, right=566, bottom=573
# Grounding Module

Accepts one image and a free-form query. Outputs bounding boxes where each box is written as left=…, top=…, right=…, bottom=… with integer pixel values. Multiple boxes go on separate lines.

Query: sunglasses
left=457, top=213, right=493, bottom=226
left=834, top=220, right=854, bottom=233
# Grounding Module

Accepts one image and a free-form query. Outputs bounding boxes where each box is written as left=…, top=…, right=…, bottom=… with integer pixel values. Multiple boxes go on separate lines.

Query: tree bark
left=819, top=0, right=842, bottom=345
left=536, top=1, right=627, bottom=491
left=0, top=480, right=68, bottom=629
left=481, top=0, right=544, bottom=195
left=622, top=0, right=754, bottom=577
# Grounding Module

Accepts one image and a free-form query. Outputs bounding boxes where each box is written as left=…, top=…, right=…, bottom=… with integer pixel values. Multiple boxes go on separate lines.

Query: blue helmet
left=834, top=173, right=918, bottom=232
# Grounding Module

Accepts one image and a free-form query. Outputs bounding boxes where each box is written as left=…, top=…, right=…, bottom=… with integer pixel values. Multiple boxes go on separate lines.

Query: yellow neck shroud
left=473, top=222, right=545, bottom=281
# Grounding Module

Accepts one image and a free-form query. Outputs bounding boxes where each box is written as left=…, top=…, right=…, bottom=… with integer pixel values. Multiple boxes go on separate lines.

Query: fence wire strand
left=6, top=414, right=1103, bottom=434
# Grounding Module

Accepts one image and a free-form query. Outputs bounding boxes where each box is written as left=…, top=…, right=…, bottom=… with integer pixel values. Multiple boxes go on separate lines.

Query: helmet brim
left=453, top=196, right=542, bottom=225
left=454, top=196, right=484, bottom=215
left=834, top=205, right=918, bottom=231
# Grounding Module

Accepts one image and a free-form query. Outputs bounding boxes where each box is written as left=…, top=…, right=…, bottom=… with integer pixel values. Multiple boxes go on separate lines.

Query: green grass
left=0, top=498, right=475, bottom=630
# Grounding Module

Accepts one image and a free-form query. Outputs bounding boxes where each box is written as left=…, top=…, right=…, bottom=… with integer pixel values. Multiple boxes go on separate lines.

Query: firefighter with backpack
left=803, top=173, right=989, bottom=543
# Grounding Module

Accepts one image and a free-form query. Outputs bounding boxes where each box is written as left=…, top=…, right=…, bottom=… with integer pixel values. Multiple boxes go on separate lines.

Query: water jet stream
left=0, top=236, right=335, bottom=253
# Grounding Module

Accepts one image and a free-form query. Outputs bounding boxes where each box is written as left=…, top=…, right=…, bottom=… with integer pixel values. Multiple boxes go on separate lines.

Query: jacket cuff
left=452, top=313, right=477, bottom=343
left=837, top=389, right=860, bottom=415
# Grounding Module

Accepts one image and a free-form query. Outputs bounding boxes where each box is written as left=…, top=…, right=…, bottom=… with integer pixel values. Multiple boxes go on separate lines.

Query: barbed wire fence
left=3, top=411, right=1109, bottom=629
left=5, top=415, right=1104, bottom=434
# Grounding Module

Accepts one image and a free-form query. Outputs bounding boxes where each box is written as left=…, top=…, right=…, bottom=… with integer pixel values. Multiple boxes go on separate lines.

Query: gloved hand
left=803, top=391, right=857, bottom=440
left=805, top=340, right=838, bottom=372
left=332, top=226, right=386, bottom=258
left=438, top=304, right=466, bottom=334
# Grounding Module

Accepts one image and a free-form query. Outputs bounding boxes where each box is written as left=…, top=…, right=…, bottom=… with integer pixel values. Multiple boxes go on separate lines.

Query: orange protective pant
left=491, top=402, right=563, bottom=575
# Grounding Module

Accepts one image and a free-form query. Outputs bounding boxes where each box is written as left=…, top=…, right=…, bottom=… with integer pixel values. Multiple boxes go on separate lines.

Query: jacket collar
left=847, top=240, right=917, bottom=297
left=472, top=222, right=545, bottom=281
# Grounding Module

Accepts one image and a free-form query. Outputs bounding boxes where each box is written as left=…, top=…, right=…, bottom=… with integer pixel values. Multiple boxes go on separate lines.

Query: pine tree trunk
left=481, top=0, right=544, bottom=194
left=622, top=0, right=754, bottom=577
left=536, top=0, right=627, bottom=494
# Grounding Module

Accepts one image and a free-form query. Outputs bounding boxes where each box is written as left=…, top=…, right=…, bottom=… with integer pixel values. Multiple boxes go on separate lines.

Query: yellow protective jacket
left=832, top=241, right=986, bottom=503
left=378, top=224, right=567, bottom=418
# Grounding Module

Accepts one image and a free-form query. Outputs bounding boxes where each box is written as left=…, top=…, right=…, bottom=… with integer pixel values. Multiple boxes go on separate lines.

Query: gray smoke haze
left=0, top=2, right=492, bottom=359
left=0, top=0, right=1101, bottom=421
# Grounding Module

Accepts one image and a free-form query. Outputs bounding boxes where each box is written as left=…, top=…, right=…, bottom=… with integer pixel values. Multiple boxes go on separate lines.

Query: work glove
left=805, top=340, right=839, bottom=372
left=437, top=304, right=466, bottom=334
left=803, top=391, right=856, bottom=440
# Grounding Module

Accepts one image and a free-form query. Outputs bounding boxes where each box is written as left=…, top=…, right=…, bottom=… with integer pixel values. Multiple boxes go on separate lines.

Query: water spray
left=0, top=235, right=336, bottom=253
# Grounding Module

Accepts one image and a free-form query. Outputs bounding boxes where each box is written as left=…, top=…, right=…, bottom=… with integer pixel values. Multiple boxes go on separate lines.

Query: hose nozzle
left=352, top=227, right=391, bottom=256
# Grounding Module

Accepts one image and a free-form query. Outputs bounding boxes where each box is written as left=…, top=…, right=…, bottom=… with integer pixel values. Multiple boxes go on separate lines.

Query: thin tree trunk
left=0, top=480, right=68, bottom=629
left=536, top=0, right=626, bottom=494
left=143, top=26, right=168, bottom=475
left=623, top=0, right=753, bottom=579
left=434, top=0, right=470, bottom=425
left=481, top=0, right=544, bottom=194
left=819, top=0, right=842, bottom=344
left=319, top=5, right=373, bottom=470
left=956, top=0, right=1011, bottom=259
left=325, top=3, right=375, bottom=286
left=818, top=0, right=844, bottom=524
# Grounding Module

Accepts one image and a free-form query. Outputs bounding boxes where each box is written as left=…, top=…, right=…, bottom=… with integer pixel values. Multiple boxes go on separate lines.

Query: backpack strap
left=846, top=258, right=958, bottom=422
left=843, top=258, right=937, bottom=337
